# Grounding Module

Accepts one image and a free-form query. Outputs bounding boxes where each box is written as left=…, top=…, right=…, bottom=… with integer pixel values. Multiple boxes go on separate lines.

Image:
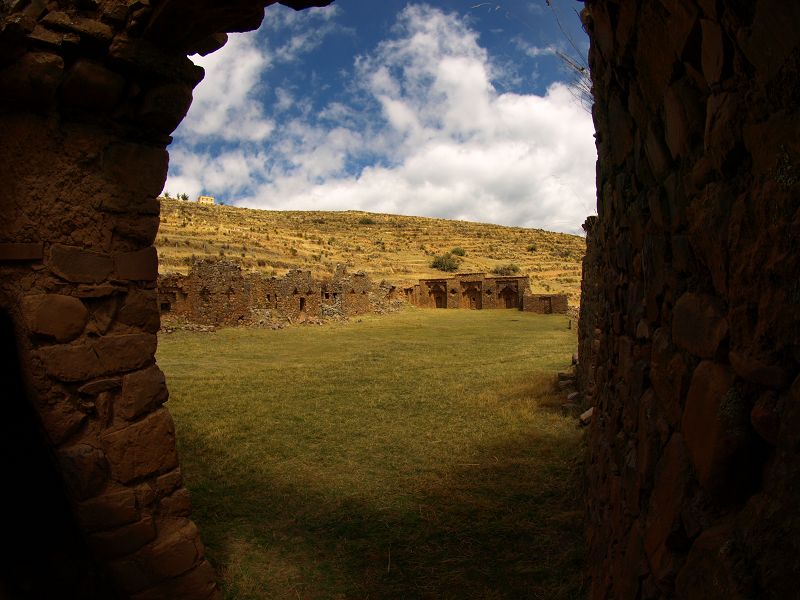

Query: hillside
left=155, top=198, right=586, bottom=303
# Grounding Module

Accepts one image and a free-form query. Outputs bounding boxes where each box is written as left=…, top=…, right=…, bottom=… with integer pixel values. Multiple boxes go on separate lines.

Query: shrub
left=431, top=253, right=461, bottom=272
left=491, top=263, right=521, bottom=276
left=527, top=242, right=538, bottom=253
left=358, top=216, right=377, bottom=225
left=450, top=247, right=466, bottom=257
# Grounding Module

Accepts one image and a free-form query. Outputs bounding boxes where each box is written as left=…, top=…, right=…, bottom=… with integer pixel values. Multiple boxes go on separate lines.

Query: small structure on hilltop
left=197, top=195, right=215, bottom=205
left=404, top=273, right=568, bottom=314
left=158, top=260, right=394, bottom=327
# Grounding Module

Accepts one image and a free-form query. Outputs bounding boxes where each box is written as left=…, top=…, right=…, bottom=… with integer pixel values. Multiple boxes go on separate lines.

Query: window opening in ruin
left=161, top=301, right=172, bottom=312
left=299, top=297, right=306, bottom=312
left=0, top=311, right=117, bottom=597
left=199, top=286, right=210, bottom=302
left=293, top=288, right=299, bottom=295
left=324, top=292, right=330, bottom=300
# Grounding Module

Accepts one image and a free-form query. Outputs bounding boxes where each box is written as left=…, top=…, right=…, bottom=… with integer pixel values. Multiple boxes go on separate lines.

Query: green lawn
left=157, top=309, right=585, bottom=599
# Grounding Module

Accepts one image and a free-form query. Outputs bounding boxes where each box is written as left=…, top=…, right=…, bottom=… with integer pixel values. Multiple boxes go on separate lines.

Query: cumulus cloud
left=165, top=3, right=597, bottom=234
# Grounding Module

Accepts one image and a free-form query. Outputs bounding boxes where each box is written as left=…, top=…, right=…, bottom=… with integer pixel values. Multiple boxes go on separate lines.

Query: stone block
left=672, top=292, right=728, bottom=358
left=0, top=51, right=63, bottom=108
left=102, top=142, right=169, bottom=198
left=61, top=59, right=126, bottom=111
left=39, top=398, right=87, bottom=445
left=750, top=391, right=780, bottom=446
left=38, top=341, right=103, bottom=381
left=78, top=377, right=122, bottom=396
left=131, top=560, right=220, bottom=600
left=115, top=247, right=158, bottom=281
left=118, top=364, right=169, bottom=421
left=49, top=244, right=114, bottom=283
left=144, top=518, right=203, bottom=580
left=102, top=409, right=178, bottom=483
left=76, top=487, right=138, bottom=531
left=138, top=82, right=194, bottom=134
left=155, top=469, right=183, bottom=496
left=0, top=242, right=43, bottom=261
left=729, top=351, right=787, bottom=388
left=159, top=488, right=192, bottom=516
left=94, top=333, right=157, bottom=375
left=675, top=522, right=744, bottom=599
left=683, top=361, right=751, bottom=493
left=700, top=19, right=724, bottom=85
left=57, top=444, right=109, bottom=500
left=643, top=433, right=690, bottom=582
left=118, top=288, right=161, bottom=332
left=91, top=516, right=156, bottom=558
left=22, top=294, right=88, bottom=342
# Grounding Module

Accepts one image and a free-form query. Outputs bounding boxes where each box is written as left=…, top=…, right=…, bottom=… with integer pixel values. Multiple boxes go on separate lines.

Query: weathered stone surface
left=102, top=142, right=169, bottom=198
left=155, top=469, right=183, bottom=496
left=675, top=522, right=744, bottom=599
left=38, top=341, right=103, bottom=381
left=91, top=516, right=156, bottom=558
left=729, top=350, right=787, bottom=388
left=682, top=361, right=752, bottom=495
left=39, top=399, right=87, bottom=445
left=750, top=391, right=780, bottom=445
left=672, top=292, right=728, bottom=358
left=700, top=19, right=724, bottom=86
left=49, top=244, right=114, bottom=283
left=78, top=377, right=122, bottom=396
left=22, top=294, right=88, bottom=342
left=118, top=288, right=160, bottom=332
left=643, top=434, right=690, bottom=581
left=115, top=247, right=158, bottom=281
left=0, top=242, right=43, bottom=261
left=159, top=488, right=192, bottom=516
left=61, top=59, right=126, bottom=111
left=131, top=560, right=220, bottom=600
left=138, top=82, right=193, bottom=133
left=118, top=365, right=168, bottom=421
left=94, top=333, right=157, bottom=375
left=57, top=443, right=109, bottom=500
left=102, top=409, right=178, bottom=483
left=0, top=51, right=63, bottom=107
left=145, top=518, right=203, bottom=579
left=76, top=487, right=138, bottom=531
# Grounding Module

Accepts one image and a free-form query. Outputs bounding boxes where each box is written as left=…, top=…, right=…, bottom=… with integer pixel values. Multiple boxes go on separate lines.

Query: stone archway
left=0, top=1, right=797, bottom=598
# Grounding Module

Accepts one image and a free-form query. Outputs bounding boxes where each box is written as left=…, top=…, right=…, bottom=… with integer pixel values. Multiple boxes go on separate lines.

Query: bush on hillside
left=358, top=216, right=377, bottom=225
left=431, top=253, right=461, bottom=272
left=491, top=263, right=521, bottom=276
left=450, top=246, right=466, bottom=256
left=527, top=242, right=538, bottom=253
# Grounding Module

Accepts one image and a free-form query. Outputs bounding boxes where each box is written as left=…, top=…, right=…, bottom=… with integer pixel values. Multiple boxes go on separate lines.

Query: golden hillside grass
left=156, top=199, right=585, bottom=304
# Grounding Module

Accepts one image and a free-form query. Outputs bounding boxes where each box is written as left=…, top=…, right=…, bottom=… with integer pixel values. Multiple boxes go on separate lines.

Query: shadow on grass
left=179, top=421, right=585, bottom=600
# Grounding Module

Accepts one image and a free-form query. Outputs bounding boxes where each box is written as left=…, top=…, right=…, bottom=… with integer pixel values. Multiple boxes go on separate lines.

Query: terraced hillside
left=156, top=198, right=586, bottom=303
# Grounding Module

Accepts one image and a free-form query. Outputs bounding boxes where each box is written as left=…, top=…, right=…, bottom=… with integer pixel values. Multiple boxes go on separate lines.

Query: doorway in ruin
left=0, top=310, right=120, bottom=598
left=539, top=297, right=552, bottom=314
left=429, top=283, right=447, bottom=308
left=299, top=296, right=306, bottom=312
left=461, top=283, right=482, bottom=310
left=499, top=286, right=517, bottom=309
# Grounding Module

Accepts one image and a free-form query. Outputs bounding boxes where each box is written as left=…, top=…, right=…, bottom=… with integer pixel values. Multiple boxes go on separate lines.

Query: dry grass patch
left=158, top=309, right=585, bottom=599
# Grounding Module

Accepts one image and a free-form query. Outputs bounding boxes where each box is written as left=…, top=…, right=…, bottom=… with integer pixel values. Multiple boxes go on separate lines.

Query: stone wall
left=406, top=273, right=567, bottom=312
left=159, top=260, right=377, bottom=326
left=0, top=0, right=326, bottom=596
left=580, top=1, right=800, bottom=598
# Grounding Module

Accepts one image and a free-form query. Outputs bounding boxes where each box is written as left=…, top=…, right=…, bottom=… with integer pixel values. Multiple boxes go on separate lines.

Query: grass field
left=157, top=309, right=585, bottom=599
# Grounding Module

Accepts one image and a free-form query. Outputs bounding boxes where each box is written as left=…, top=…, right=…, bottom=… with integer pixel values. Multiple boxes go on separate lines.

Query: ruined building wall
left=581, top=1, right=800, bottom=598
left=0, top=0, right=327, bottom=596
left=410, top=274, right=565, bottom=312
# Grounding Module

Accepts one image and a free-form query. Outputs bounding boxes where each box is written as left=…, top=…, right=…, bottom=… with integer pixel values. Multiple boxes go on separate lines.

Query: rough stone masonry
left=0, top=0, right=797, bottom=598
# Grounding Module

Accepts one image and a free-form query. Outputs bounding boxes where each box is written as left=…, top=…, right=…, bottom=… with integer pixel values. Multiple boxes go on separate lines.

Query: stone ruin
left=0, top=0, right=796, bottom=597
left=158, top=260, right=390, bottom=327
left=405, top=273, right=569, bottom=314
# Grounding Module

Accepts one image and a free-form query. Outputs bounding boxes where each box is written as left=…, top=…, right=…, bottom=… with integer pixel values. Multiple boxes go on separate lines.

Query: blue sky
left=164, top=1, right=596, bottom=234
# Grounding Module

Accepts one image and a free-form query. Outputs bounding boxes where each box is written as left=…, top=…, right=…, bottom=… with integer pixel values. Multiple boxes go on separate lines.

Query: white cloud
left=166, top=3, right=597, bottom=234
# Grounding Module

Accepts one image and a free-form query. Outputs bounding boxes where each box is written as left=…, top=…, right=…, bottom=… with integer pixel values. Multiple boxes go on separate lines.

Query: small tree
left=164, top=191, right=171, bottom=198
left=431, top=253, right=461, bottom=272
left=180, top=193, right=190, bottom=201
